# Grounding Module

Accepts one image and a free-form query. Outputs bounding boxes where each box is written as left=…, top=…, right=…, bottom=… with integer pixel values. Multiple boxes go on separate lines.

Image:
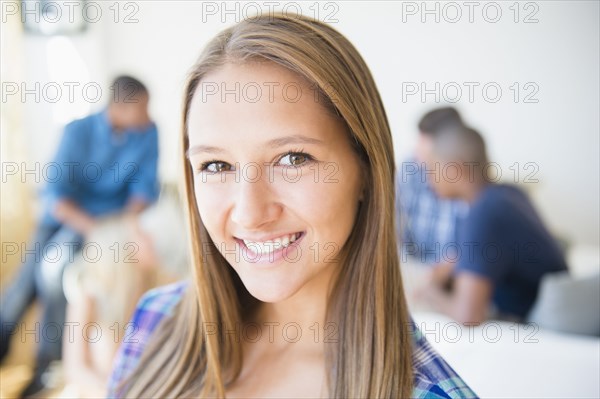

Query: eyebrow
left=186, top=134, right=325, bottom=158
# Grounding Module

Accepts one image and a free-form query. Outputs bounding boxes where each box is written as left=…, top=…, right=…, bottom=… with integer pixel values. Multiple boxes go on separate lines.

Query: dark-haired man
left=418, top=125, right=568, bottom=325
left=0, top=75, right=159, bottom=397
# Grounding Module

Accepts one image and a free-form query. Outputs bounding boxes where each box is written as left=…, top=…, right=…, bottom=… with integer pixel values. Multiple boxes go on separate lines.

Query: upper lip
left=234, top=231, right=304, bottom=242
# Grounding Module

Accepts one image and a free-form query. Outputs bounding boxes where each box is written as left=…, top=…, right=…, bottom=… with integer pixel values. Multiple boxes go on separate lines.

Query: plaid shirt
left=107, top=281, right=478, bottom=398
left=396, top=159, right=468, bottom=264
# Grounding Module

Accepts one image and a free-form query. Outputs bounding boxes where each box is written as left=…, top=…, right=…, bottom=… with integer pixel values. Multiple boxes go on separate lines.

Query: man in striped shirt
left=397, top=107, right=468, bottom=265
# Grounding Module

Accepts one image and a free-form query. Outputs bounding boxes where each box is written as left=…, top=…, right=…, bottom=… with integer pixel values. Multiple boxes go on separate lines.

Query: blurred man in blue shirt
left=0, top=75, right=159, bottom=397
left=418, top=124, right=567, bottom=324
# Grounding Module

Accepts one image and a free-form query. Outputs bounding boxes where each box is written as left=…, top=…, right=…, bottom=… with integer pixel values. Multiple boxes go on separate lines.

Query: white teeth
left=242, top=233, right=301, bottom=255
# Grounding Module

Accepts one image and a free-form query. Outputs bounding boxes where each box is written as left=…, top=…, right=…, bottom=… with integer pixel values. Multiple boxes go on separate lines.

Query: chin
left=238, top=273, right=301, bottom=303
left=246, top=287, right=296, bottom=303
left=434, top=188, right=453, bottom=199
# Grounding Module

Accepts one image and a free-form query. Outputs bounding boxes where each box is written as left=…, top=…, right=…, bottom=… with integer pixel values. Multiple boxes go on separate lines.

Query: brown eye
left=202, top=161, right=231, bottom=173
left=280, top=152, right=311, bottom=167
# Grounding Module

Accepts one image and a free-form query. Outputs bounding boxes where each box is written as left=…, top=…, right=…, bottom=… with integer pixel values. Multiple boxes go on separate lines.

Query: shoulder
left=471, top=184, right=532, bottom=226
left=474, top=184, right=525, bottom=210
left=128, top=281, right=189, bottom=335
left=410, top=321, right=479, bottom=398
left=107, top=280, right=190, bottom=396
left=147, top=122, right=158, bottom=136
left=115, top=278, right=189, bottom=348
left=138, top=121, right=159, bottom=139
left=131, top=123, right=159, bottom=151
left=66, top=111, right=100, bottom=130
left=133, top=279, right=188, bottom=318
left=61, top=112, right=104, bottom=141
left=463, top=185, right=511, bottom=228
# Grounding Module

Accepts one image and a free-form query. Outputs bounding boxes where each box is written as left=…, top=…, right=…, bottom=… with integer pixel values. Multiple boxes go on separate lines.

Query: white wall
left=15, top=1, right=599, bottom=246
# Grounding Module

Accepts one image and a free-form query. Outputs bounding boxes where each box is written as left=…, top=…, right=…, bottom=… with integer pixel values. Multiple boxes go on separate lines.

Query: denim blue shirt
left=41, top=109, right=159, bottom=226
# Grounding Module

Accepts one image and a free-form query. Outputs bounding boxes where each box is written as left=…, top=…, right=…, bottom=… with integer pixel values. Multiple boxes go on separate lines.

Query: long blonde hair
left=119, top=12, right=412, bottom=398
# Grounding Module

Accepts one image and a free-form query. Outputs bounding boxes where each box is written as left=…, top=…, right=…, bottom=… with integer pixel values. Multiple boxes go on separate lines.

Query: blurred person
left=417, top=125, right=568, bottom=324
left=60, top=216, right=159, bottom=398
left=60, top=189, right=188, bottom=398
left=106, top=13, right=476, bottom=398
left=396, top=107, right=468, bottom=265
left=0, top=75, right=159, bottom=397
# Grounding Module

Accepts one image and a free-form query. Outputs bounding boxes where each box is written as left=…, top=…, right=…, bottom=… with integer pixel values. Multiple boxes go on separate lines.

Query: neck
left=252, top=262, right=339, bottom=348
left=106, top=106, right=122, bottom=133
left=460, top=178, right=489, bottom=203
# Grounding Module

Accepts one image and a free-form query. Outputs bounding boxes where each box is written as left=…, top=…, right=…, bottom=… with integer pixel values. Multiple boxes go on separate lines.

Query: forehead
left=187, top=61, right=343, bottom=146
left=193, top=60, right=311, bottom=104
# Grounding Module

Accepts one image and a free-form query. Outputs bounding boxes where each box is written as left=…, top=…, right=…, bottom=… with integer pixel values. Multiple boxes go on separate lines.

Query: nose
left=230, top=170, right=282, bottom=231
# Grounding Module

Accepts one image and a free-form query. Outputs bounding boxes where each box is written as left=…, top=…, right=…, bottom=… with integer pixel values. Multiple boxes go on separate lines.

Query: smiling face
left=186, top=61, right=364, bottom=303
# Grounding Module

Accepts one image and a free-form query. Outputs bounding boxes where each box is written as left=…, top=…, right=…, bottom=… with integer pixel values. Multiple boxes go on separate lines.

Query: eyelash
left=195, top=148, right=315, bottom=174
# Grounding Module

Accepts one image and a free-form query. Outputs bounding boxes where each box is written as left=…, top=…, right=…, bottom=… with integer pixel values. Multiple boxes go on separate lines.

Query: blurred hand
left=427, top=262, right=455, bottom=287
left=81, top=217, right=98, bottom=238
left=413, top=262, right=455, bottom=304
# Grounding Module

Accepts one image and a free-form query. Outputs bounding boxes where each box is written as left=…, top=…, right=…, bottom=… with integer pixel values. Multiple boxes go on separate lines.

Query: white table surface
left=401, top=246, right=600, bottom=398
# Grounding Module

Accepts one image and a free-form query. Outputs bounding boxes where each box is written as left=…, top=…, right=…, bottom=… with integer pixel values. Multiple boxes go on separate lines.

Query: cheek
left=193, top=179, right=232, bottom=238
left=135, top=108, right=148, bottom=122
left=278, top=164, right=361, bottom=244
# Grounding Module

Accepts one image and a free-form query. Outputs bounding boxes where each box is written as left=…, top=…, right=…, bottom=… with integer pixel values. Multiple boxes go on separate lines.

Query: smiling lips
left=238, top=232, right=304, bottom=257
